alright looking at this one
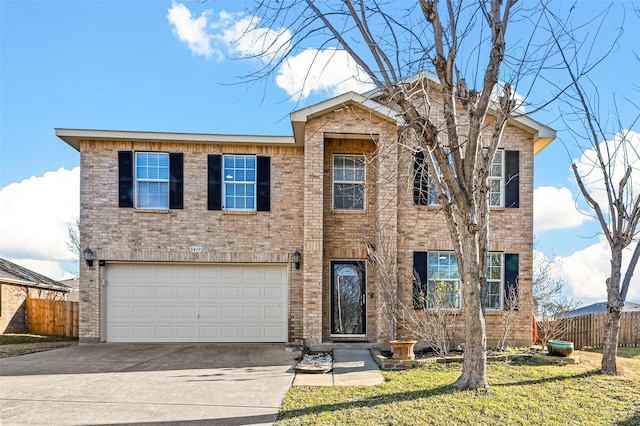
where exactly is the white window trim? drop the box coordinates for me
[222,154,257,212]
[332,154,366,211]
[488,149,505,208]
[425,149,505,207]
[134,152,170,210]
[422,251,505,312]
[485,253,504,311]
[426,251,462,311]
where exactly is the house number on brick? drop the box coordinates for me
[190,246,203,253]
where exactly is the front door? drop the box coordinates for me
[330,261,366,336]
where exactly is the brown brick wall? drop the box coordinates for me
[78,94,538,348]
[79,140,305,342]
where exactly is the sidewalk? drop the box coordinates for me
[292,349,385,386]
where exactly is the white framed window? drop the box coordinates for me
[135,152,169,209]
[485,253,503,310]
[414,251,506,311]
[488,150,504,207]
[223,155,256,211]
[425,251,461,310]
[417,149,505,207]
[333,154,365,211]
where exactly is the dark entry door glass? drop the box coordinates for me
[331,261,366,335]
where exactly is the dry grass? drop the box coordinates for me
[0,333,78,358]
[278,350,640,425]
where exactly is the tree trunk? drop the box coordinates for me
[601,308,621,375]
[453,235,489,391]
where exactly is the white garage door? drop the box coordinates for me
[105,263,288,343]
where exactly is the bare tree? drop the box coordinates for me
[532,251,578,347]
[546,7,640,373]
[497,281,519,351]
[366,233,459,358]
[66,218,80,276]
[233,0,619,389]
[245,0,550,391]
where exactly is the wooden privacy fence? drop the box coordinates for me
[26,298,79,338]
[560,311,640,349]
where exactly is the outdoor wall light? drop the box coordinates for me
[83,247,94,267]
[293,250,301,270]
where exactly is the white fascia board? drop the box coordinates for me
[55,128,296,152]
[509,114,556,140]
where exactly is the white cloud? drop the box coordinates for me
[167,1,216,58]
[276,48,375,100]
[7,258,76,282]
[545,235,640,305]
[534,186,591,233]
[167,3,372,100]
[217,15,291,62]
[0,167,80,264]
[573,129,640,208]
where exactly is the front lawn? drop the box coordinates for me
[277,351,640,425]
[585,346,640,361]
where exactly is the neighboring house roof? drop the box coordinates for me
[57,89,555,154]
[61,277,79,302]
[563,301,640,318]
[0,258,70,292]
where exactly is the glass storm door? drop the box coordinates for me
[331,261,366,336]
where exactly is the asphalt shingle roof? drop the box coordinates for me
[0,258,70,292]
[563,301,640,318]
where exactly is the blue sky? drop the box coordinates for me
[1,0,639,307]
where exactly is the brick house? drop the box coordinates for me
[0,258,70,333]
[57,89,554,347]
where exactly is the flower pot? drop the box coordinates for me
[547,340,574,357]
[389,340,417,360]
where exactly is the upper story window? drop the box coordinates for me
[118,151,183,210]
[223,155,256,211]
[488,150,504,207]
[414,149,519,208]
[136,152,170,209]
[333,154,365,211]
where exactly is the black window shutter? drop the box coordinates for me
[504,253,519,310]
[207,154,222,211]
[118,151,134,208]
[505,150,519,208]
[256,156,271,212]
[169,153,183,209]
[414,151,429,205]
[413,251,428,309]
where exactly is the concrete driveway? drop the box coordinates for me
[0,343,298,425]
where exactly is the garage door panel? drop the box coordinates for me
[132,286,153,298]
[264,287,283,299]
[243,287,261,299]
[132,266,155,279]
[198,287,218,299]
[199,306,218,318]
[155,287,174,298]
[106,264,287,342]
[133,306,153,319]
[178,286,197,299]
[264,306,285,319]
[177,306,196,319]
[243,306,261,319]
[220,287,239,299]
